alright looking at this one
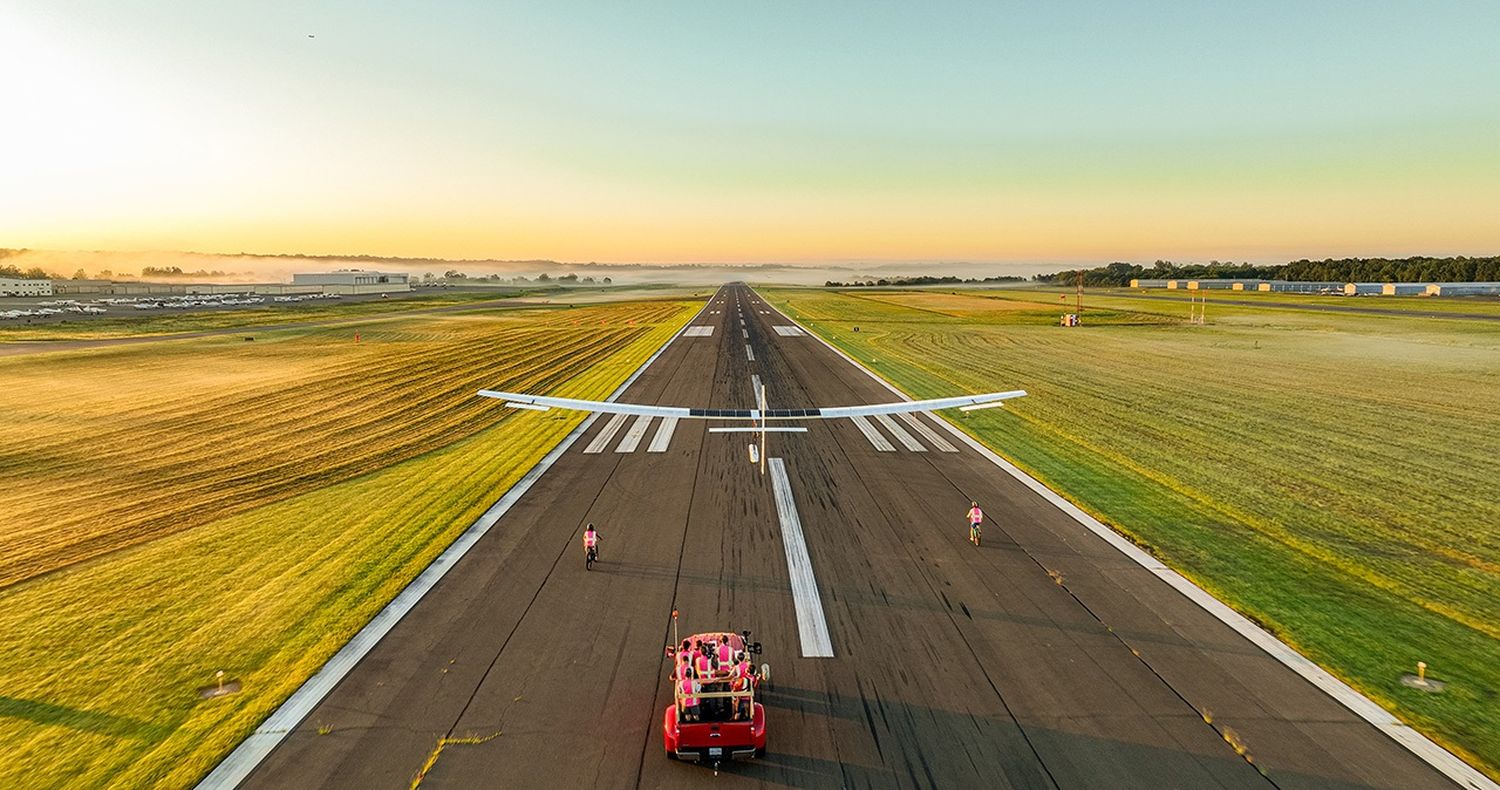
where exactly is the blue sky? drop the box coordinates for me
[3,1,1498,263]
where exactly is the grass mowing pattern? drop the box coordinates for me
[0,298,698,788]
[762,286,1500,778]
[0,290,527,342]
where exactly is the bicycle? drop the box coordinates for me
[586,544,599,571]
[969,521,982,547]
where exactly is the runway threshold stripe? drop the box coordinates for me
[615,414,653,453]
[584,413,629,454]
[873,413,925,451]
[746,345,755,362]
[768,458,834,658]
[898,412,959,452]
[849,415,895,451]
[647,416,678,453]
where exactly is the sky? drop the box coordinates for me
[2,1,1498,266]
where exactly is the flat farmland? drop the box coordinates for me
[761,286,1500,778]
[0,297,698,788]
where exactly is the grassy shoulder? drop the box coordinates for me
[760,286,1500,779]
[0,298,699,788]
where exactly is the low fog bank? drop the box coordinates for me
[0,249,1058,285]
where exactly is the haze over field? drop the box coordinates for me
[4,2,1499,265]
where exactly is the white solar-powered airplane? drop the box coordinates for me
[479,384,1026,467]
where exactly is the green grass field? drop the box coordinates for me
[0,290,530,342]
[0,297,698,788]
[762,286,1500,778]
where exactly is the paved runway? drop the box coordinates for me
[239,285,1456,789]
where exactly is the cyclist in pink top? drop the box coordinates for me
[966,501,983,546]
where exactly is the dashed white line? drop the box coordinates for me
[769,458,834,658]
[584,413,629,454]
[647,416,679,453]
[874,413,924,451]
[848,415,895,452]
[750,374,762,401]
[745,345,755,362]
[615,414,653,453]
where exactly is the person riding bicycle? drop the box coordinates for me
[966,501,983,544]
[583,523,601,561]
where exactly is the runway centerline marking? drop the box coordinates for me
[751,374,762,401]
[745,344,755,362]
[874,413,925,451]
[647,416,678,453]
[769,458,834,658]
[615,414,653,453]
[584,413,629,454]
[849,415,895,452]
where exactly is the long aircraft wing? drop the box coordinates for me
[478,389,1026,420]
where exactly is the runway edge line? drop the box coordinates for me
[195,292,715,790]
[753,286,1496,790]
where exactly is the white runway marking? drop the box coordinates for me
[754,287,1500,790]
[849,415,895,451]
[898,412,959,452]
[192,293,714,790]
[647,416,678,453]
[769,458,834,658]
[773,325,807,336]
[750,374,762,401]
[615,414,653,453]
[746,345,755,362]
[684,326,714,336]
[584,413,629,454]
[742,329,748,339]
[874,413,924,451]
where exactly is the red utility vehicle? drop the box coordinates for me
[662,625,770,768]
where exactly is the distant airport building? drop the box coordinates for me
[1129,279,1171,288]
[52,280,187,296]
[186,283,322,296]
[1256,281,1344,293]
[1425,282,1500,297]
[0,277,53,297]
[1343,282,1385,295]
[1382,283,1430,296]
[292,270,411,294]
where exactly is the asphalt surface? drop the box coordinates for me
[239,285,1457,789]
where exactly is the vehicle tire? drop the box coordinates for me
[665,749,678,761]
[755,747,767,759]
[759,663,771,689]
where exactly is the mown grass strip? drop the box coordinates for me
[761,286,1500,779]
[0,298,699,789]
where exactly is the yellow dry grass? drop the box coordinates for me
[0,298,698,788]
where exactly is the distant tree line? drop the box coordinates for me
[1033,256,1500,287]
[825,274,1026,287]
[140,266,229,278]
[0,263,52,280]
[426,271,611,285]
